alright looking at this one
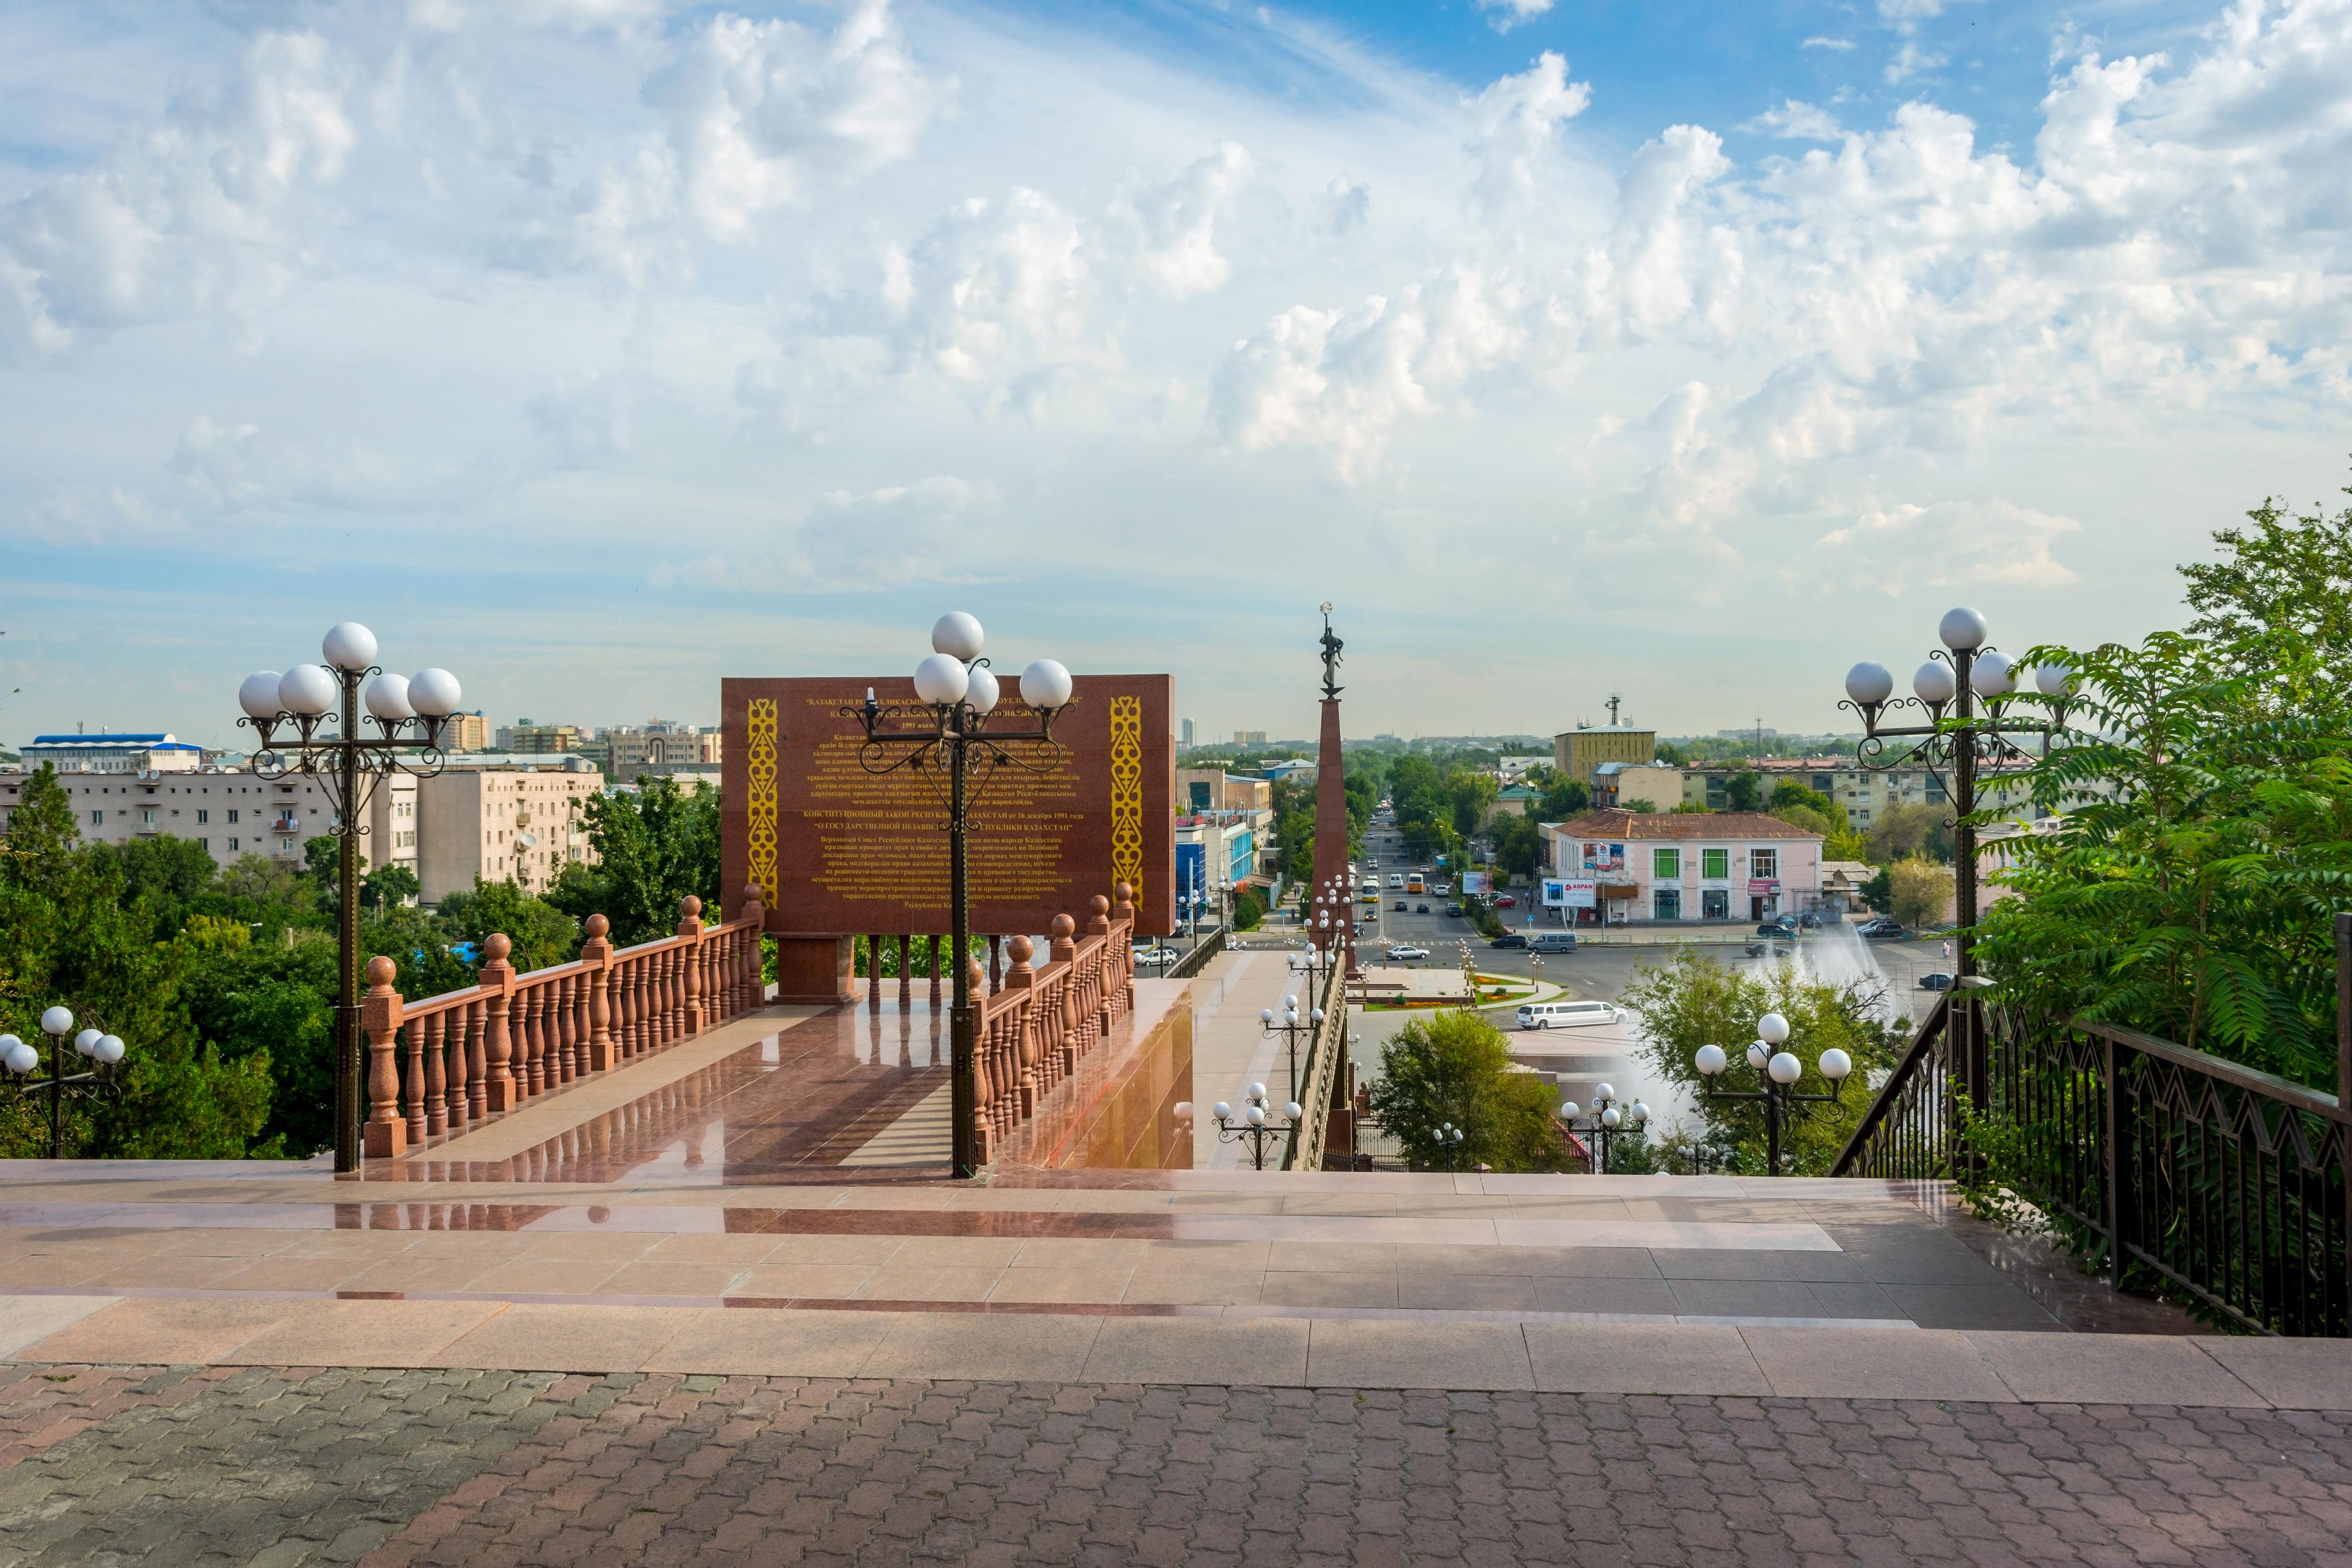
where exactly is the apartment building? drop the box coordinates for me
[0,765,417,881]
[1552,725,1655,787]
[1541,810,1824,924]
[415,765,603,903]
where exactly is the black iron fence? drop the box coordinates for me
[1834,994,2350,1337]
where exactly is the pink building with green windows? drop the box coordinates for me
[1539,810,1825,924]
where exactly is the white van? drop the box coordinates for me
[1388,873,1404,889]
[1516,999,1623,1031]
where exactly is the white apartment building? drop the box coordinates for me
[0,765,417,882]
[416,764,603,903]
[21,732,206,775]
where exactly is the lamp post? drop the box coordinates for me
[1838,607,2070,982]
[1691,1011,1854,1175]
[237,624,462,1174]
[1260,994,1322,1107]
[841,613,1073,1180]
[1432,1119,1468,1172]
[1203,1082,1304,1170]
[1,1008,128,1159]
[1557,1082,1646,1174]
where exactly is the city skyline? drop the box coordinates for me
[4,0,2348,744]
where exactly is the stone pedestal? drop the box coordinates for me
[772,935,857,1006]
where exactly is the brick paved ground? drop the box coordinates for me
[4,1364,2351,1567]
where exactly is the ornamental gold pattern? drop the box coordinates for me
[1109,695,1143,905]
[745,697,778,909]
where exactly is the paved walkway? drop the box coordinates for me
[5,1366,2351,1566]
[6,987,2352,1564]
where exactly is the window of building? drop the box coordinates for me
[197,810,209,824]
[1652,847,1679,879]
[1702,888,1729,919]
[228,837,239,851]
[1701,848,1728,880]
[90,810,103,825]
[197,838,209,851]
[228,809,239,823]
[1751,848,1778,881]
[1653,886,1681,920]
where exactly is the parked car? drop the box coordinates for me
[1133,945,1182,965]
[1528,931,1578,952]
[1516,1000,1624,1030]
[1415,902,1431,914]
[1756,918,1800,937]
[1386,944,1430,961]
[1744,940,1786,958]
[1489,933,1528,949]
[1435,882,1453,896]
[1495,895,1517,908]
[1859,920,1910,940]
[1797,910,1830,928]
[1918,972,1956,991]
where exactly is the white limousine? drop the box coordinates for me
[1515,999,1625,1031]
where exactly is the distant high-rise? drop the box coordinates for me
[1234,729,1267,745]
[1182,718,1195,746]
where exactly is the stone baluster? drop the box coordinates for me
[867,933,884,1011]
[556,973,577,1083]
[363,956,407,1158]
[898,934,913,1012]
[989,936,1002,996]
[402,1011,429,1149]
[481,933,518,1111]
[522,982,544,1097]
[739,883,768,1010]
[1049,914,1079,1079]
[582,915,615,1072]
[929,937,943,1010]
[464,998,487,1123]
[1004,937,1038,1113]
[424,1010,447,1138]
[675,895,704,1035]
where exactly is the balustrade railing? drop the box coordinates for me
[360,891,770,1159]
[1833,995,2350,1337]
[967,885,1139,1163]
[1286,958,1347,1171]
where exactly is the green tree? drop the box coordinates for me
[1620,948,1897,1175]
[0,766,273,1160]
[1232,886,1266,931]
[2180,469,2352,698]
[1885,856,1953,929]
[1365,1010,1569,1172]
[1866,802,1953,864]
[1445,770,1498,837]
[437,879,581,973]
[1770,780,1836,817]
[362,863,420,910]
[1724,771,1762,812]
[544,776,721,943]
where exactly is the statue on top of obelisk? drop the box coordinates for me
[1318,601,1343,700]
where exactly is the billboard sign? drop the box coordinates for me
[1581,841,1625,874]
[1565,879,1597,909]
[1541,878,1570,907]
[1462,871,1492,896]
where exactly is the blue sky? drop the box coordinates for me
[3,0,2349,747]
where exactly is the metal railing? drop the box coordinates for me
[1286,959,1348,1171]
[1833,996,2350,1337]
[1164,927,1226,981]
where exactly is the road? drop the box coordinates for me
[1329,819,1963,1124]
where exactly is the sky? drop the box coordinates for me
[2,0,2348,748]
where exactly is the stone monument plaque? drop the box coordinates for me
[722,674,1175,940]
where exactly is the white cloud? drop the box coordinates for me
[0,29,355,352]
[1803,37,1858,51]
[644,0,949,240]
[1885,40,1946,84]
[1807,499,2082,592]
[1467,51,1593,216]
[1742,99,1845,141]
[1475,0,1556,33]
[655,476,1000,593]
[1113,141,1254,301]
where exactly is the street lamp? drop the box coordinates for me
[1260,994,1323,1107]
[1432,1119,1468,1172]
[238,622,462,1173]
[843,612,1074,1180]
[1557,1082,1646,1174]
[1204,1082,1304,1169]
[1692,1011,1854,1175]
[1839,607,2069,979]
[1,1007,128,1159]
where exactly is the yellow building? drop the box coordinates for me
[1553,725,1656,787]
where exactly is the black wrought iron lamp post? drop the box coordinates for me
[1692,1012,1854,1175]
[236,625,463,1174]
[1200,1083,1303,1170]
[1557,1082,1648,1174]
[1259,994,1322,1107]
[0,1008,128,1159]
[841,614,1073,1181]
[1837,607,2072,982]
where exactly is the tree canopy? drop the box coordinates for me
[1365,1010,1568,1172]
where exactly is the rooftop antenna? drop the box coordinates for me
[1606,694,1622,727]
